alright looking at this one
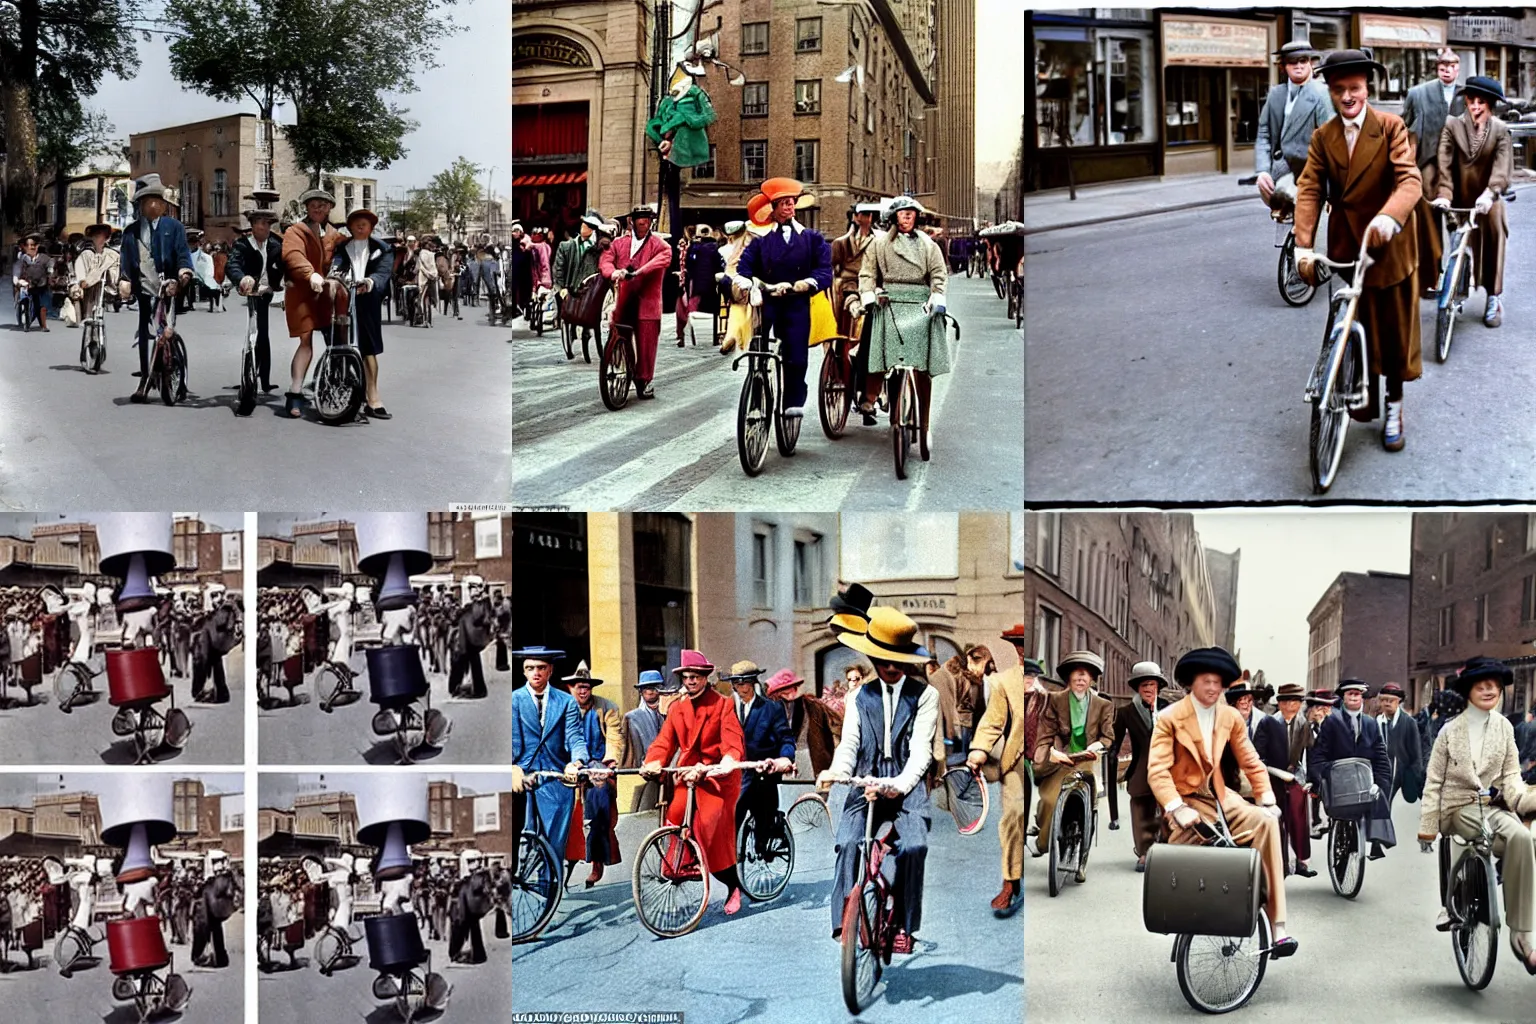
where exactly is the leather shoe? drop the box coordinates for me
[1485,294,1503,328]
[1269,936,1299,959]
[1135,857,1146,873]
[1108,820,1120,830]
[1368,844,1387,861]
[585,864,604,889]
[1383,401,1404,452]
[989,881,1022,917]
[1294,863,1317,878]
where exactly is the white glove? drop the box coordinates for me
[1430,197,1452,211]
[1262,802,1283,821]
[1365,214,1400,246]
[1370,784,1381,800]
[1475,191,1495,215]
[1171,805,1202,829]
[792,278,812,293]
[309,272,325,293]
[732,275,752,293]
[358,279,372,294]
[860,290,878,308]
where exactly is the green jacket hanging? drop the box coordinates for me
[646,84,718,169]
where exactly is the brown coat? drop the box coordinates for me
[969,665,1030,774]
[281,220,343,336]
[1147,696,1272,813]
[1436,114,1512,295]
[1032,688,1114,773]
[932,655,987,747]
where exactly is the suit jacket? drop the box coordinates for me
[119,216,194,291]
[1111,697,1166,798]
[1419,709,1536,839]
[552,236,601,291]
[599,232,671,321]
[575,695,624,765]
[621,704,666,769]
[644,686,746,768]
[1147,695,1273,814]
[1436,114,1514,205]
[736,223,834,301]
[1033,688,1114,772]
[1378,708,1425,801]
[1220,710,1290,793]
[970,665,1030,774]
[736,696,796,761]
[1280,711,1312,772]
[1254,78,1333,179]
[226,234,284,293]
[1402,78,1465,171]
[932,656,987,748]
[329,237,396,298]
[1294,105,1423,288]
[511,685,589,771]
[1309,709,1392,818]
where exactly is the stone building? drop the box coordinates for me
[1305,571,1411,698]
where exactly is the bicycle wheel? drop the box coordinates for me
[1047,787,1078,897]
[531,300,544,336]
[1074,787,1095,881]
[1435,254,1465,363]
[1174,908,1272,1014]
[786,792,832,836]
[1278,233,1317,307]
[598,330,632,411]
[237,348,257,416]
[818,345,851,439]
[314,663,355,711]
[562,319,576,361]
[1327,818,1364,899]
[632,826,710,937]
[1449,852,1498,991]
[510,832,562,943]
[312,926,350,975]
[1307,318,1358,495]
[53,663,91,713]
[736,365,772,477]
[737,812,794,902]
[840,878,882,1014]
[991,273,1005,300]
[158,337,183,407]
[773,361,799,457]
[313,348,365,425]
[891,371,917,480]
[90,322,107,373]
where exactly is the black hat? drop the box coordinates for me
[1022,657,1044,677]
[1306,689,1337,708]
[1274,40,1318,63]
[1224,679,1255,703]
[829,583,875,619]
[1337,678,1370,694]
[1318,49,1387,82]
[1378,682,1407,699]
[1173,647,1241,687]
[1459,75,1506,104]
[1454,657,1512,696]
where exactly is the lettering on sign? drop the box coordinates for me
[1162,18,1270,68]
[896,595,953,616]
[1358,15,1448,48]
[1449,16,1521,45]
[513,33,593,69]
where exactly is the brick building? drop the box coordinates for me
[258,514,510,594]
[257,779,509,861]
[1410,511,1536,714]
[1024,512,1230,700]
[0,517,237,594]
[1305,571,1411,698]
[1206,546,1241,653]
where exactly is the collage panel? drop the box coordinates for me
[255,512,512,766]
[0,512,244,766]
[1,0,511,508]
[511,0,1023,509]
[1024,6,1536,503]
[510,511,1025,1021]
[1022,508,1536,1021]
[255,771,514,1023]
[0,770,245,1024]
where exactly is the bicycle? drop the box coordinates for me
[314,658,361,714]
[1047,765,1097,897]
[1433,207,1479,363]
[54,657,100,713]
[735,762,798,903]
[837,774,903,1015]
[817,321,859,441]
[142,280,188,407]
[1303,243,1375,494]
[631,766,723,938]
[78,295,108,374]
[236,282,271,416]
[599,321,639,411]
[1237,175,1327,307]
[510,770,567,943]
[314,272,366,426]
[787,789,834,836]
[1438,788,1502,990]
[867,290,960,480]
[1325,812,1365,899]
[732,283,801,476]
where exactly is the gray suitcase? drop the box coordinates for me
[1324,757,1375,818]
[1142,842,1262,938]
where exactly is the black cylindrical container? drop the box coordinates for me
[365,913,427,972]
[367,645,429,708]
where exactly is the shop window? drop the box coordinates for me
[1376,47,1438,103]
[1036,37,1095,146]
[1164,67,1215,145]
[1036,31,1155,148]
[1295,16,1346,54]
[1230,69,1267,146]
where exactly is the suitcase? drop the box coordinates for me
[1324,757,1375,818]
[1142,842,1262,938]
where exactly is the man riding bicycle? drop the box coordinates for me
[601,203,672,400]
[1149,647,1298,957]
[228,207,284,395]
[118,174,194,403]
[1254,41,1332,212]
[1031,650,1113,865]
[1310,678,1396,860]
[723,660,796,858]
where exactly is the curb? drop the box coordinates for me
[1023,192,1254,236]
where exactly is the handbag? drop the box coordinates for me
[1323,757,1376,818]
[561,272,609,329]
[808,288,838,345]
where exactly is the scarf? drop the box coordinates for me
[1069,691,1088,753]
[1468,113,1491,161]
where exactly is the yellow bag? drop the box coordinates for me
[808,289,837,345]
[723,301,754,352]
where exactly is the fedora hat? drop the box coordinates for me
[512,645,565,666]
[837,606,930,666]
[1057,649,1105,681]
[346,208,379,228]
[132,174,168,202]
[1276,682,1306,701]
[1306,688,1337,707]
[1454,656,1513,695]
[1128,661,1166,687]
[1460,75,1506,103]
[672,649,716,676]
[764,669,803,697]
[635,669,665,689]
[1273,40,1318,63]
[1318,49,1386,82]
[561,660,602,686]
[721,659,763,682]
[830,583,875,619]
[1174,647,1241,687]
[1337,678,1370,694]
[627,203,658,221]
[828,611,867,638]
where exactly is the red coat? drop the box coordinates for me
[599,231,671,322]
[645,686,745,872]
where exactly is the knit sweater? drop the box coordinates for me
[1419,705,1536,838]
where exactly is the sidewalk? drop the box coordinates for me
[1023,170,1255,234]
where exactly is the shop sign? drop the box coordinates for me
[1449,15,1522,46]
[513,33,593,69]
[1162,17,1270,68]
[895,595,954,618]
[1357,14,1448,49]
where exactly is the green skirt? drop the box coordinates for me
[866,283,952,377]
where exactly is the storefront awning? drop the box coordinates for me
[512,172,588,187]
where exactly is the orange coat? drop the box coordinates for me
[1146,695,1272,814]
[280,221,342,336]
[644,686,746,872]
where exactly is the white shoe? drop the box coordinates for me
[783,406,805,418]
[1435,907,1452,932]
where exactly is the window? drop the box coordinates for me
[473,513,502,559]
[794,139,819,182]
[1523,575,1535,623]
[1476,594,1490,641]
[1374,46,1438,103]
[1527,513,1536,552]
[362,184,373,208]
[1034,512,1061,575]
[692,145,717,179]
[1036,31,1156,148]
[211,169,229,216]
[1034,605,1061,670]
[752,526,773,608]
[1076,626,1089,651]
[473,794,500,833]
[742,140,767,182]
[256,159,274,190]
[1164,66,1215,145]
[865,96,874,134]
[428,512,454,558]
[794,79,821,114]
[795,17,822,52]
[1230,68,1268,146]
[1439,604,1455,647]
[69,187,95,209]
[742,21,768,55]
[147,137,156,166]
[180,175,198,222]
[256,120,271,149]
[173,781,199,834]
[343,182,355,211]
[429,784,453,833]
[743,82,769,117]
[1441,550,1454,588]
[174,524,200,569]
[793,533,822,608]
[1486,526,1497,571]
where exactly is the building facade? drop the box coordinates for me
[1305,571,1411,698]
[1410,511,1536,714]
[257,514,510,594]
[37,170,135,238]
[0,517,237,593]
[1206,546,1241,653]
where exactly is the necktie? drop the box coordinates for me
[782,225,792,243]
[535,692,545,729]
[739,700,748,726]
[1353,713,1360,741]
[1345,123,1358,158]
[884,684,897,753]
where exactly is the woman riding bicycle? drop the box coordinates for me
[68,223,119,354]
[1418,657,1536,971]
[855,196,950,443]
[1030,650,1113,862]
[1431,74,1512,329]
[330,208,396,421]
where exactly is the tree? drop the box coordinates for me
[36,99,113,234]
[165,0,461,188]
[427,157,481,242]
[0,0,141,241]
[390,192,439,236]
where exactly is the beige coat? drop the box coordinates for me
[580,695,625,765]
[66,247,119,323]
[857,228,948,299]
[281,220,342,336]
[1436,114,1512,295]
[1419,708,1536,838]
[970,665,1029,774]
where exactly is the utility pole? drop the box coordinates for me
[484,166,495,243]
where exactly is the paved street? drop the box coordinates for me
[511,276,1022,510]
[513,782,1023,1023]
[259,927,510,1023]
[1025,196,1536,502]
[1025,786,1533,1023]
[0,283,510,507]
[258,648,511,765]
[7,911,243,1024]
[0,646,242,764]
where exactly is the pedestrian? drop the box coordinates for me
[10,233,52,330]
[552,210,604,354]
[1375,681,1425,808]
[435,241,461,320]
[1431,74,1512,327]
[563,662,622,888]
[600,203,671,399]
[508,222,533,315]
[1518,709,1536,783]
[621,669,669,813]
[1274,682,1318,877]
[724,661,796,861]
[415,236,441,324]
[1254,41,1332,210]
[1030,650,1114,863]
[211,242,228,310]
[1294,49,1424,452]
[229,207,285,394]
[1310,678,1396,861]
[1402,48,1463,294]
[1221,677,1290,800]
[66,223,120,346]
[279,187,343,419]
[1106,661,1170,873]
[193,240,220,312]
[191,850,235,968]
[331,208,396,420]
[118,175,195,401]
[46,243,71,323]
[714,220,754,354]
[675,223,722,347]
[932,643,992,769]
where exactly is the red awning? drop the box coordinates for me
[511,171,588,187]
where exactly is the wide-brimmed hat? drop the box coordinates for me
[1224,679,1256,703]
[627,203,658,221]
[298,188,336,206]
[1454,656,1513,695]
[672,649,716,676]
[837,607,930,666]
[747,177,815,226]
[1337,678,1370,694]
[1276,682,1306,701]
[887,195,926,216]
[721,659,763,683]
[243,207,279,225]
[1377,682,1407,700]
[580,209,605,230]
[830,583,875,619]
[1273,40,1317,63]
[635,669,665,689]
[828,612,866,638]
[1057,650,1105,681]
[346,208,379,228]
[1128,661,1166,687]
[1459,75,1506,104]
[512,645,565,666]
[1174,647,1241,687]
[561,660,602,686]
[85,222,113,238]
[132,174,168,202]
[1318,49,1386,82]
[764,669,803,697]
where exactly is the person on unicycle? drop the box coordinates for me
[1148,647,1298,957]
[117,174,194,402]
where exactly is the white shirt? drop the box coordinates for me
[1465,704,1491,769]
[1443,82,1456,109]
[1341,110,1366,135]
[530,685,547,729]
[249,236,267,284]
[828,678,939,796]
[1194,696,1217,757]
[777,219,803,243]
[735,695,756,724]
[1346,708,1362,740]
[630,231,651,250]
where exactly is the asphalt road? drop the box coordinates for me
[1024,197,1536,502]
[0,282,510,507]
[511,276,1022,510]
[0,645,242,765]
[1024,784,1534,1023]
[258,647,511,765]
[513,782,1023,1024]
[5,911,244,1024]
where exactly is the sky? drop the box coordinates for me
[88,0,510,199]
[0,512,238,538]
[1191,510,1413,687]
[258,773,508,808]
[976,0,1025,168]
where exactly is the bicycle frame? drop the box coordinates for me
[1438,208,1480,309]
[1306,243,1375,410]
[1442,790,1502,931]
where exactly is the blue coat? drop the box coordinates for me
[119,216,193,291]
[736,224,833,353]
[512,685,590,848]
[1310,708,1395,845]
[740,698,796,761]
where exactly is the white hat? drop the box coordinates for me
[464,575,485,589]
[354,513,433,577]
[95,513,175,577]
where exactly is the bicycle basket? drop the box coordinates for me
[1323,757,1375,818]
[1142,843,1261,937]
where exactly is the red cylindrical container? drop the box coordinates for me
[107,648,170,707]
[107,916,170,975]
